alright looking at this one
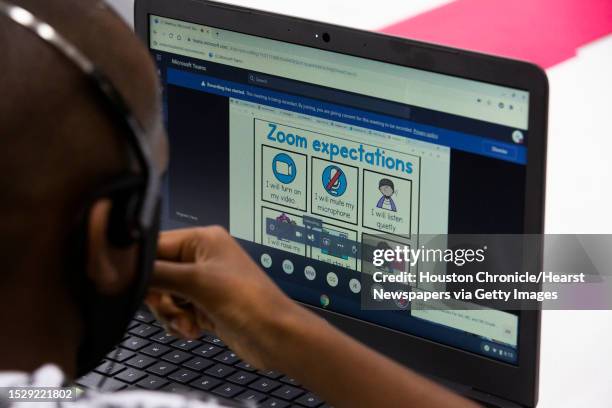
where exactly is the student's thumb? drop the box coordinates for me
[151,260,204,299]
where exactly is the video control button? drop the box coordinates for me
[260,253,273,269]
[304,266,316,281]
[326,272,339,287]
[282,259,294,274]
[349,278,361,294]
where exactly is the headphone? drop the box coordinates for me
[0,0,165,377]
[0,0,161,247]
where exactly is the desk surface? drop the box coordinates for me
[109,0,612,406]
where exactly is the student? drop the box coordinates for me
[376,178,397,212]
[0,1,477,407]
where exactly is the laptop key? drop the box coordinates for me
[183,357,215,372]
[136,375,168,390]
[202,335,226,348]
[235,361,256,372]
[214,350,240,365]
[280,376,301,387]
[150,332,178,344]
[115,368,147,384]
[140,343,170,357]
[94,361,126,376]
[99,380,127,392]
[189,375,222,391]
[249,378,281,393]
[77,372,127,392]
[259,398,291,408]
[107,348,136,362]
[161,383,190,393]
[76,372,103,389]
[146,362,178,377]
[134,310,155,323]
[129,324,160,338]
[161,350,191,364]
[295,393,324,407]
[211,383,244,398]
[258,369,283,379]
[121,336,150,351]
[272,385,304,401]
[171,339,202,351]
[192,344,223,358]
[168,369,199,384]
[236,390,267,403]
[226,370,258,385]
[204,363,235,378]
[125,355,156,369]
[128,321,139,330]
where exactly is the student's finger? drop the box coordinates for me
[156,227,217,261]
[146,291,200,338]
[151,260,210,299]
[156,229,201,262]
[146,291,190,324]
[145,290,164,308]
[145,293,186,322]
[150,290,215,333]
[157,226,230,262]
[195,308,215,333]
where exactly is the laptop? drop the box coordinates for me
[78,1,548,406]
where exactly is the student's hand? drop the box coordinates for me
[147,227,479,408]
[146,227,318,369]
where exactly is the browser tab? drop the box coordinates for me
[150,15,529,129]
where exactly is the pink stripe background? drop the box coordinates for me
[381,0,612,69]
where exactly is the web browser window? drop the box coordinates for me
[150,15,527,363]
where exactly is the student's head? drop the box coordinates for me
[0,0,167,376]
[379,178,395,197]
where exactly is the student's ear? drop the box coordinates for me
[86,198,137,295]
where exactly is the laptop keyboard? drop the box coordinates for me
[77,309,328,408]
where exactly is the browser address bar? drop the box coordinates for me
[153,35,408,101]
[150,15,529,129]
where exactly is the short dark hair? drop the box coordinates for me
[379,178,395,190]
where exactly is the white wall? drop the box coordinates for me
[107,0,134,26]
[105,0,450,30]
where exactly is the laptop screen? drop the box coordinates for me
[149,15,528,364]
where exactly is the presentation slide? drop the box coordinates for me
[229,98,451,274]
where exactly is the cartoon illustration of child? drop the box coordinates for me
[376,178,397,212]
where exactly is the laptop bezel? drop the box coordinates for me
[134,1,547,406]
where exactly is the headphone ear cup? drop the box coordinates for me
[107,188,142,248]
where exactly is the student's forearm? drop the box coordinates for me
[150,228,478,407]
[266,305,479,408]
